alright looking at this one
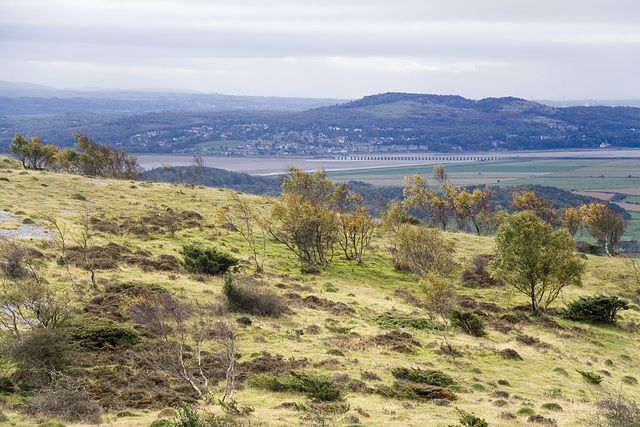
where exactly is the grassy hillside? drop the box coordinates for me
[1,164,639,426]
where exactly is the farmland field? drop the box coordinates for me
[326,158,640,190]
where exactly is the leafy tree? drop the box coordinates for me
[402,171,453,230]
[490,211,585,316]
[391,224,457,278]
[334,182,377,263]
[420,271,455,350]
[267,167,339,272]
[582,202,626,256]
[445,184,503,235]
[9,133,58,170]
[561,206,583,237]
[72,133,141,179]
[511,190,558,225]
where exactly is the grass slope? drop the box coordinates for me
[0,165,639,426]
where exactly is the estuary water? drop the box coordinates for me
[135,149,640,176]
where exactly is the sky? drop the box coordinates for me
[1,0,639,101]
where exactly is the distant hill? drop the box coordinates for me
[1,91,639,153]
[0,80,345,114]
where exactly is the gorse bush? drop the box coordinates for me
[223,275,286,317]
[248,371,343,402]
[577,370,603,384]
[376,382,456,401]
[450,309,486,337]
[562,295,629,324]
[179,244,239,275]
[391,367,456,387]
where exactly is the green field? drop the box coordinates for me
[326,158,640,191]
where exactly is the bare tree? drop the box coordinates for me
[216,190,267,272]
[129,294,238,404]
[73,208,97,290]
[43,216,75,289]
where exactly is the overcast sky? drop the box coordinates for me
[1,0,639,101]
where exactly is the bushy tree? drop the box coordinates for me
[490,211,585,316]
[391,224,456,277]
[9,133,58,170]
[511,190,558,225]
[268,167,339,272]
[582,202,626,256]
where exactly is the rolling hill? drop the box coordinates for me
[0,159,639,426]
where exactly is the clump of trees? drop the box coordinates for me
[402,166,504,235]
[9,133,141,179]
[267,167,377,273]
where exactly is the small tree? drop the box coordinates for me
[420,271,455,350]
[9,133,58,170]
[129,294,216,403]
[490,211,585,316]
[582,202,626,256]
[216,190,267,272]
[511,190,558,225]
[391,224,457,278]
[267,167,339,273]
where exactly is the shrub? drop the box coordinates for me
[223,275,286,317]
[528,414,557,425]
[326,349,345,357]
[375,382,456,401]
[553,367,569,376]
[497,379,510,386]
[157,407,179,419]
[562,295,629,324]
[248,371,343,402]
[592,394,640,426]
[450,309,485,337]
[179,244,239,275]
[372,313,431,330]
[622,376,638,385]
[10,329,74,385]
[0,376,14,393]
[70,193,86,201]
[577,369,603,384]
[498,348,522,360]
[23,376,102,424]
[461,254,504,288]
[448,410,489,427]
[541,402,563,411]
[150,420,173,427]
[70,318,139,350]
[517,407,535,416]
[391,367,456,387]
